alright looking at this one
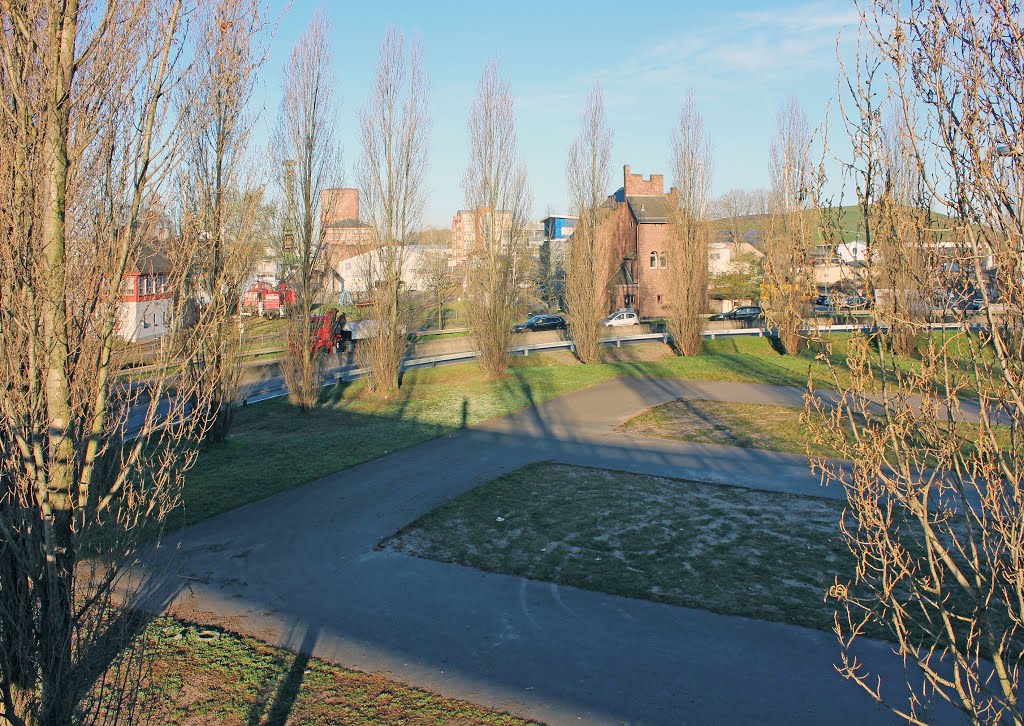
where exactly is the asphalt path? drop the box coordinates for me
[138,377,963,725]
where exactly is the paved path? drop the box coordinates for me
[141,378,958,725]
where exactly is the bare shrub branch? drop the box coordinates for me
[811,3,1024,722]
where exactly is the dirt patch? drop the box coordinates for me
[127,616,540,725]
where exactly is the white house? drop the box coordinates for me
[116,222,175,342]
[836,240,869,264]
[708,240,763,276]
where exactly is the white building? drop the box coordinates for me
[116,225,175,343]
[331,244,449,295]
[708,240,763,276]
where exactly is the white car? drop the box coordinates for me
[602,310,639,327]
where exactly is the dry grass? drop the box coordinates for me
[620,399,824,455]
[382,463,854,633]
[132,618,540,725]
[600,341,676,364]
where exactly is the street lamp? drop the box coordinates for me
[991,141,1023,305]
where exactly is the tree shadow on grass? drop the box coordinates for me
[70,570,190,725]
[246,622,320,726]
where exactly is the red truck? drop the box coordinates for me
[309,309,351,355]
[240,282,297,318]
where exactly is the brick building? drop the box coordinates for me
[605,164,679,317]
[321,188,375,262]
[450,208,513,266]
[321,188,376,297]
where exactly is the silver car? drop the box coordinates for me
[602,309,640,327]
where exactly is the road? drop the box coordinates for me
[135,377,964,725]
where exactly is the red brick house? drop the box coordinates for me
[605,165,679,317]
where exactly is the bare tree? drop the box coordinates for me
[357,27,430,393]
[0,2,240,723]
[713,188,769,250]
[462,60,533,378]
[532,236,564,311]
[762,96,816,354]
[565,85,615,364]
[179,0,267,441]
[665,93,712,356]
[809,2,1024,722]
[409,225,452,247]
[271,9,341,410]
[417,248,459,330]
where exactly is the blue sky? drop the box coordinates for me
[252,0,861,226]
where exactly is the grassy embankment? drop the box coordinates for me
[620,398,1009,462]
[179,332,986,529]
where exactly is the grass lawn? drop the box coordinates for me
[620,399,833,457]
[381,463,854,634]
[128,618,537,725]
[619,398,1009,465]
[179,333,986,530]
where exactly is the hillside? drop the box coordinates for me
[712,204,954,247]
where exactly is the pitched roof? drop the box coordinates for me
[627,195,673,224]
[129,243,172,275]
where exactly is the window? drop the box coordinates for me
[649,252,657,268]
[123,278,135,295]
[659,252,667,269]
[656,294,663,304]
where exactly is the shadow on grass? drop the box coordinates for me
[247,623,320,726]
[71,571,190,723]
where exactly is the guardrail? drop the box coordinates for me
[160,318,992,410]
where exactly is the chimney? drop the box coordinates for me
[320,188,360,226]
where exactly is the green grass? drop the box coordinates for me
[178,355,616,528]
[713,204,953,245]
[381,463,855,634]
[621,399,827,456]
[130,617,537,725]
[179,333,987,529]
[620,397,1011,466]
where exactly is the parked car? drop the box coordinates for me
[710,306,764,322]
[602,309,639,327]
[840,295,870,310]
[948,290,984,312]
[512,314,567,333]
